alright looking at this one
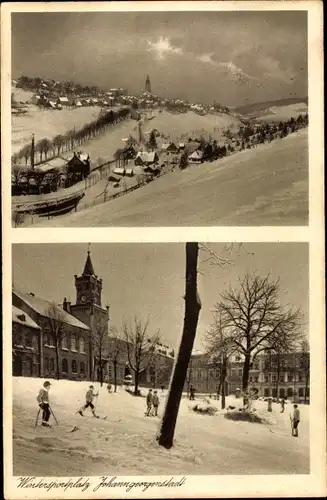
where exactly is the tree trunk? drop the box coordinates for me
[134,369,140,396]
[242,354,251,392]
[221,357,227,410]
[55,345,60,381]
[157,242,201,449]
[114,360,117,392]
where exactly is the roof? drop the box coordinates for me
[58,96,69,103]
[13,289,90,331]
[113,167,125,175]
[188,150,204,160]
[83,251,95,276]
[37,157,67,171]
[12,305,40,330]
[135,152,157,163]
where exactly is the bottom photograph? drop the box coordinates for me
[11,242,309,476]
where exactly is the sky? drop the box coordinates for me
[11,11,308,106]
[12,243,308,351]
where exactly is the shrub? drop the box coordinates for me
[192,403,218,416]
[224,409,266,424]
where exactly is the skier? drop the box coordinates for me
[152,390,160,416]
[280,397,285,413]
[189,385,195,401]
[37,380,52,427]
[145,389,153,416]
[78,385,99,417]
[290,404,300,437]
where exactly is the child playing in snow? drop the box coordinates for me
[78,385,99,417]
[37,381,52,427]
[152,390,160,416]
[145,389,153,416]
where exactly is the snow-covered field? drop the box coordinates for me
[12,377,309,476]
[251,102,308,122]
[33,129,308,227]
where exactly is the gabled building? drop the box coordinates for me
[12,306,41,377]
[188,150,204,163]
[134,151,159,167]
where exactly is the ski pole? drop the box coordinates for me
[35,408,41,427]
[49,405,58,425]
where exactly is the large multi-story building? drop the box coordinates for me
[183,351,310,402]
[12,250,174,387]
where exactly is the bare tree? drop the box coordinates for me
[45,303,67,380]
[109,326,123,392]
[157,242,201,449]
[122,317,160,396]
[91,316,109,387]
[12,210,24,228]
[300,339,310,403]
[213,273,303,393]
[205,312,239,409]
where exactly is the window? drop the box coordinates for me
[299,375,304,382]
[44,357,49,372]
[61,337,68,350]
[49,358,55,372]
[249,376,253,382]
[25,336,32,348]
[272,375,277,382]
[265,376,269,383]
[80,361,85,375]
[254,363,259,370]
[288,374,293,382]
[72,359,77,373]
[238,370,242,377]
[280,375,284,383]
[62,358,68,373]
[71,334,77,351]
[287,387,293,397]
[79,337,85,353]
[264,388,270,397]
[254,376,258,383]
[298,387,304,397]
[108,364,112,378]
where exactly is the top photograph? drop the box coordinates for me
[10,10,309,228]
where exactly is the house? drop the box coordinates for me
[66,152,90,178]
[12,305,41,377]
[161,142,179,154]
[125,168,134,177]
[188,150,204,163]
[57,96,70,107]
[12,288,91,380]
[134,151,159,166]
[113,167,125,176]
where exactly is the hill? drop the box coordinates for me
[235,97,308,116]
[33,129,308,227]
[11,377,309,477]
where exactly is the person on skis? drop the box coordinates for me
[37,380,52,427]
[290,404,301,437]
[78,385,99,417]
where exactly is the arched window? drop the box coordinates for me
[79,337,85,353]
[62,358,68,373]
[71,334,77,351]
[44,357,49,372]
[80,361,85,375]
[287,387,293,397]
[298,387,304,397]
[49,358,55,372]
[72,359,77,373]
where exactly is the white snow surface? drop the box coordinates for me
[12,377,309,476]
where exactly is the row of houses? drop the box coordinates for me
[32,95,117,109]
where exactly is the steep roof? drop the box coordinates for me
[12,305,40,330]
[13,289,90,331]
[83,251,95,276]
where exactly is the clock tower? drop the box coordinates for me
[74,250,103,307]
[69,249,110,380]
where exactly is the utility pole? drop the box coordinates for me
[31,133,35,170]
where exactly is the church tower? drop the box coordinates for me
[74,250,103,307]
[145,74,152,94]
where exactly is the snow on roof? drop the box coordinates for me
[12,305,40,330]
[113,167,125,175]
[188,150,204,160]
[13,289,90,331]
[135,151,157,163]
[58,96,69,103]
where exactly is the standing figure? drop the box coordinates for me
[37,381,52,427]
[291,404,300,437]
[189,385,195,401]
[145,389,153,416]
[152,390,160,416]
[78,385,99,418]
[280,397,285,413]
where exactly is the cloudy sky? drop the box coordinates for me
[12,11,308,106]
[12,243,308,351]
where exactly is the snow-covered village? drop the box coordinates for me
[11,243,310,476]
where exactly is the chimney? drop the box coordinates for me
[63,297,68,312]
[67,301,71,314]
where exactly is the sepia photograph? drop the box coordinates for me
[10,9,309,227]
[11,242,310,476]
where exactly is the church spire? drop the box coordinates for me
[82,246,95,276]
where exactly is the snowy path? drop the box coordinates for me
[12,378,309,476]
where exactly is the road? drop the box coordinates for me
[34,129,308,227]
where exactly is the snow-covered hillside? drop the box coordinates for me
[12,377,309,476]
